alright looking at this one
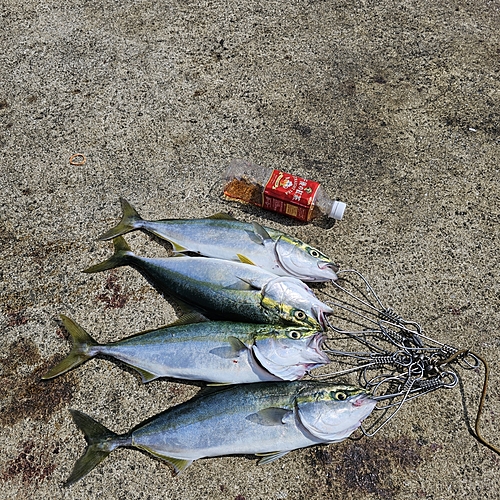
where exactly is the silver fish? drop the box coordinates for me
[84,237,334,330]
[42,315,330,384]
[98,198,339,282]
[65,381,376,484]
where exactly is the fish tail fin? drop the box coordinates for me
[98,198,144,241]
[65,409,126,486]
[42,315,99,380]
[83,236,132,273]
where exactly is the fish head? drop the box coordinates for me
[274,236,339,282]
[252,328,330,380]
[296,383,376,442]
[261,277,334,330]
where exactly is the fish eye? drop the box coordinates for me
[294,310,307,320]
[335,392,347,401]
[309,249,321,258]
[288,330,302,339]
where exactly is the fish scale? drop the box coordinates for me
[42,315,329,384]
[98,198,339,282]
[65,381,376,485]
[84,236,334,330]
[110,254,277,324]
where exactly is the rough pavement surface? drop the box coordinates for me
[1,1,499,499]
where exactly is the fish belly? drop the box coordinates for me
[131,385,322,461]
[130,257,275,323]
[132,409,317,461]
[144,220,281,268]
[100,342,277,384]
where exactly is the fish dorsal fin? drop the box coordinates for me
[205,212,238,220]
[246,407,293,426]
[145,450,193,475]
[252,222,273,244]
[256,450,290,465]
[125,313,206,339]
[236,253,256,266]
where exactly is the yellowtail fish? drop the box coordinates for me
[98,198,339,282]
[84,237,334,330]
[42,315,329,384]
[65,381,376,485]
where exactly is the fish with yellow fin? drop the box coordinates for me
[42,315,329,384]
[84,237,334,330]
[65,381,376,485]
[98,198,339,282]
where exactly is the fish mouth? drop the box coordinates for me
[353,394,370,407]
[307,333,331,364]
[317,262,339,280]
[349,394,377,431]
[312,304,333,330]
[352,393,377,412]
[312,331,327,349]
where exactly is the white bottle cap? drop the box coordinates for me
[329,200,346,220]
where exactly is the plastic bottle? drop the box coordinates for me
[223,159,346,222]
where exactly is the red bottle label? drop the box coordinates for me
[263,170,320,222]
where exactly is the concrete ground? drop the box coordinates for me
[1,0,499,499]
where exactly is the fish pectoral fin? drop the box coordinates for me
[208,338,246,359]
[225,278,256,291]
[228,336,248,353]
[236,253,256,266]
[205,212,238,221]
[146,450,193,475]
[206,382,232,387]
[255,451,290,465]
[232,276,262,290]
[246,407,293,426]
[252,222,273,244]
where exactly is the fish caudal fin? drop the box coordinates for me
[66,409,126,486]
[42,315,99,380]
[83,236,132,273]
[98,198,143,240]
